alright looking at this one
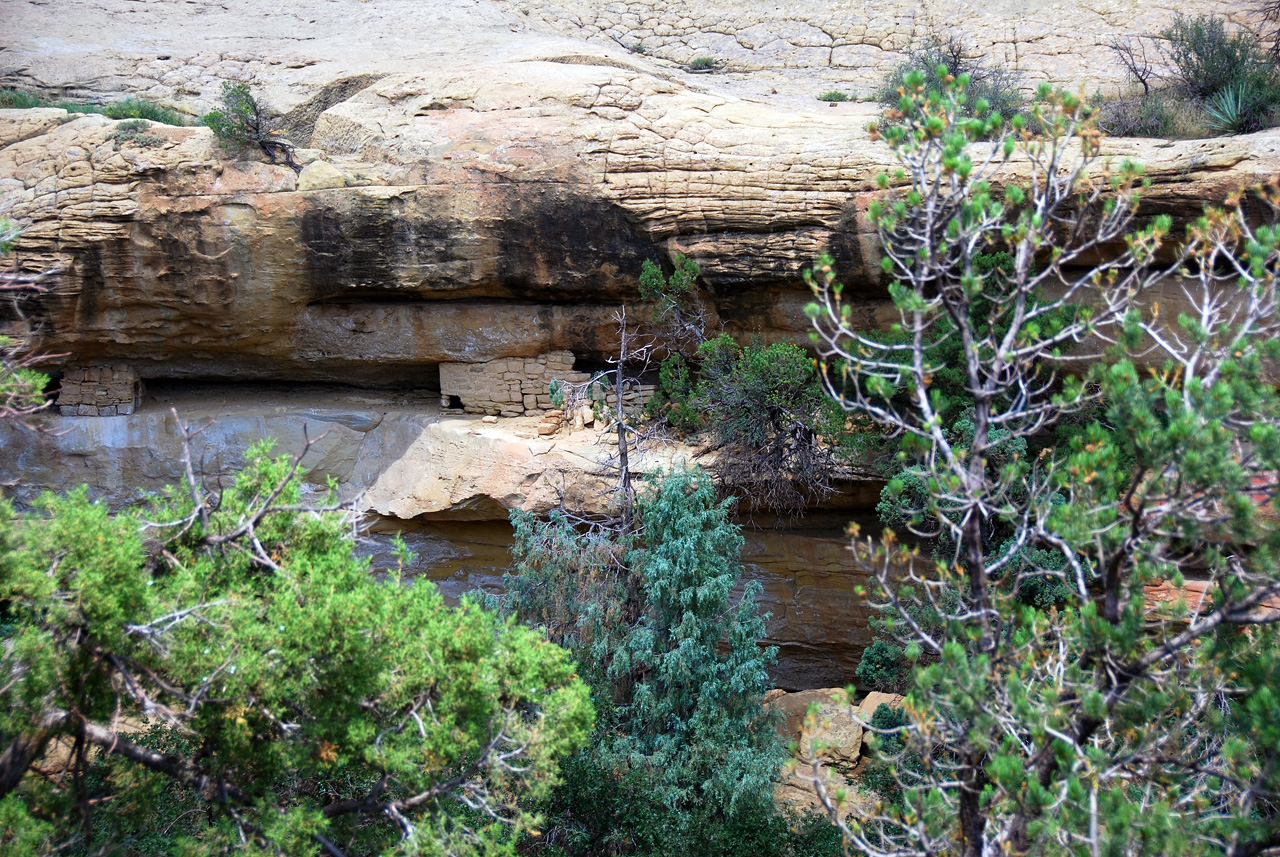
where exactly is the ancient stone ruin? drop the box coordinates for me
[56,364,143,416]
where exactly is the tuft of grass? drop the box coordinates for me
[0,88,185,125]
[0,89,46,110]
[629,42,646,54]
[818,90,850,103]
[107,119,164,150]
[687,56,716,71]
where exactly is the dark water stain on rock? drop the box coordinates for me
[495,184,653,300]
[300,185,655,304]
[301,193,461,301]
[826,202,890,299]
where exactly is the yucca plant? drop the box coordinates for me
[1204,82,1275,133]
[1205,84,1248,133]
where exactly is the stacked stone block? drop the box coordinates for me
[57,364,143,416]
[439,351,591,417]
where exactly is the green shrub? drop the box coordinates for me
[102,97,185,126]
[689,56,717,71]
[694,335,844,519]
[630,42,647,54]
[0,89,184,125]
[639,254,700,326]
[0,89,45,110]
[0,444,593,854]
[855,639,910,692]
[202,80,300,169]
[1162,14,1276,99]
[857,704,918,806]
[877,35,1025,124]
[647,353,702,433]
[818,90,850,102]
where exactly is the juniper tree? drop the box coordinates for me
[500,467,791,856]
[807,69,1280,857]
[202,81,300,171]
[0,425,593,856]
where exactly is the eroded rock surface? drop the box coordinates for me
[3,96,1278,387]
[1,0,1250,112]
[2,0,1274,694]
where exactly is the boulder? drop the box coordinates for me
[771,688,862,764]
[296,160,347,191]
[857,691,905,721]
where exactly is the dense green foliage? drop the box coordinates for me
[637,254,844,518]
[0,445,593,856]
[1162,13,1280,133]
[808,68,1280,856]
[646,336,845,518]
[499,468,831,856]
[692,335,844,518]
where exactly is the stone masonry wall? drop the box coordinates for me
[440,351,591,417]
[57,365,143,416]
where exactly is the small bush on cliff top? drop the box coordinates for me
[877,34,1025,125]
[108,119,164,150]
[1161,14,1280,132]
[102,97,185,126]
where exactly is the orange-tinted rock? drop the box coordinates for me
[770,687,862,764]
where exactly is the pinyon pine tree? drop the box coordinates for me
[806,67,1280,856]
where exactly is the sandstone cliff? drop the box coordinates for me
[1,0,1271,690]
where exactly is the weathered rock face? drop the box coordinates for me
[2,0,1275,693]
[4,98,1278,388]
[2,0,1275,388]
[1,0,1250,115]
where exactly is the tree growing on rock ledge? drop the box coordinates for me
[806,68,1280,856]
[203,81,301,172]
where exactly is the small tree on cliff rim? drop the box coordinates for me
[807,68,1280,856]
[203,81,300,171]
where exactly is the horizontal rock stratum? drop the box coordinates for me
[4,62,1280,383]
